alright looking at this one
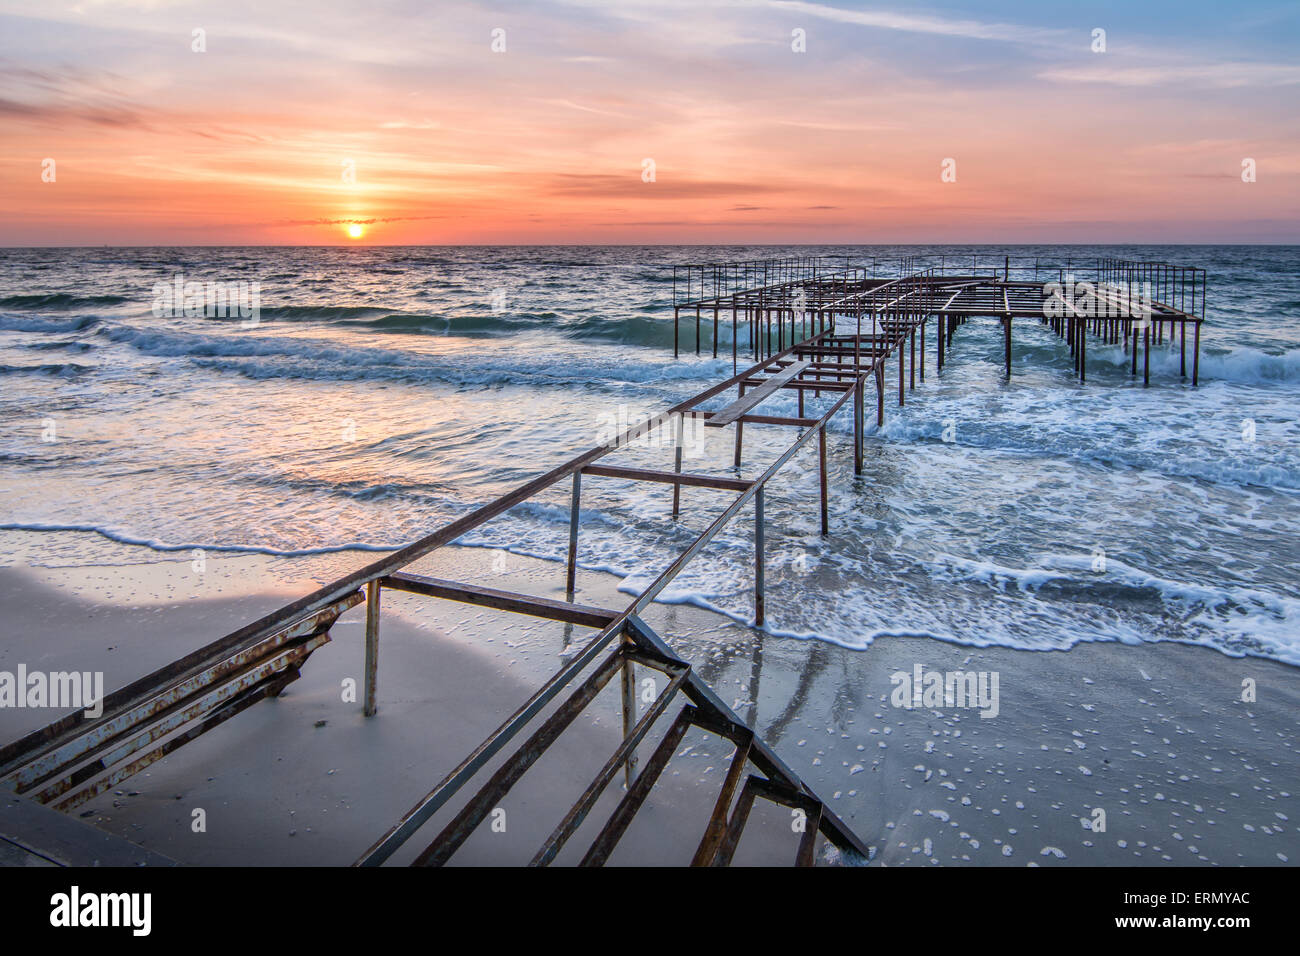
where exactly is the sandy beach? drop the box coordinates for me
[2,529,1294,866]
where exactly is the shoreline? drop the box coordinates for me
[1,532,1297,866]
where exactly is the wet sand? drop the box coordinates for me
[0,536,1296,866]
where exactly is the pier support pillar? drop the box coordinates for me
[1079,320,1086,383]
[565,471,581,600]
[853,378,864,476]
[671,413,685,517]
[1192,322,1200,387]
[818,427,829,535]
[364,579,380,717]
[620,653,639,788]
[898,337,905,406]
[910,328,916,391]
[1003,317,1012,379]
[733,385,745,467]
[1143,324,1151,387]
[875,363,885,427]
[731,306,738,374]
[754,488,765,626]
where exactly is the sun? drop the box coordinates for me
[346,223,364,239]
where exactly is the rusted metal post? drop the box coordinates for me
[671,412,685,517]
[673,307,679,359]
[754,487,765,626]
[731,304,738,374]
[898,326,905,406]
[364,579,380,717]
[920,319,925,381]
[1003,317,1011,379]
[733,384,745,466]
[818,427,829,535]
[1079,319,1086,383]
[1143,323,1150,387]
[1192,322,1200,386]
[565,471,581,601]
[620,652,638,788]
[910,327,916,390]
[875,363,884,427]
[853,378,863,476]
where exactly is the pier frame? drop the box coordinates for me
[2,252,1208,868]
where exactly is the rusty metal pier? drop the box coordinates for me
[673,253,1206,388]
[0,253,1207,867]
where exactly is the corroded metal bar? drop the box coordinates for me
[711,775,760,866]
[530,661,688,866]
[619,655,639,790]
[582,464,753,493]
[364,580,380,717]
[690,732,753,866]
[819,427,829,535]
[411,648,628,867]
[754,487,765,626]
[796,804,823,867]
[566,470,581,601]
[578,705,696,866]
[382,572,617,630]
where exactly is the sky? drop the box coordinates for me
[1,0,1297,245]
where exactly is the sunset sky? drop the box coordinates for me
[1,0,1297,245]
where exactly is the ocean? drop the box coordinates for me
[2,244,1298,666]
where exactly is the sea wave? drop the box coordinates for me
[0,315,101,334]
[923,552,1300,663]
[0,293,130,310]
[194,303,691,347]
[0,362,92,377]
[1093,343,1300,384]
[97,323,724,388]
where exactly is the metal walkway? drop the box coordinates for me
[0,254,1208,866]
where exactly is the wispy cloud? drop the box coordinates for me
[1040,62,1300,88]
[762,0,1070,46]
